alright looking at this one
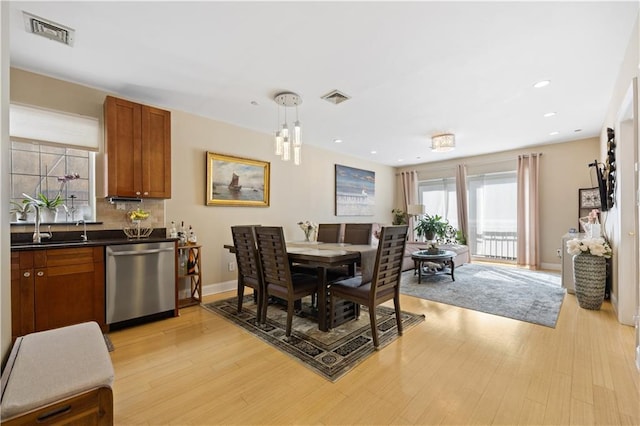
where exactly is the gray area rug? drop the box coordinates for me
[202,295,424,381]
[400,263,565,327]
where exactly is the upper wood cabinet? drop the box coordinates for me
[104,96,171,198]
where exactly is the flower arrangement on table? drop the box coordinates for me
[566,237,612,258]
[297,220,318,242]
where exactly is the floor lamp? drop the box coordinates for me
[406,204,425,241]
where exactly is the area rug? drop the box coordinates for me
[400,263,565,328]
[202,296,425,382]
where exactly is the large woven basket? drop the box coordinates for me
[572,253,606,310]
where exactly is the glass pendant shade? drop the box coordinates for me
[282,139,291,161]
[282,123,289,140]
[274,131,283,155]
[293,146,301,165]
[293,120,301,147]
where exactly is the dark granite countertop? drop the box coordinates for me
[10,228,178,251]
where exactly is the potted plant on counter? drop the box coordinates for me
[10,199,33,222]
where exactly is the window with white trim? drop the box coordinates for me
[10,141,95,223]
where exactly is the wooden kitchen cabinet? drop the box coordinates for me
[11,247,106,340]
[104,95,171,198]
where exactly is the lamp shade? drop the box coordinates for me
[431,133,455,152]
[407,204,425,216]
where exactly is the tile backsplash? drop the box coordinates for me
[10,198,165,234]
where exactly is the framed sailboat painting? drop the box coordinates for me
[206,152,270,207]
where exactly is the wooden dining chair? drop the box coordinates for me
[254,226,318,338]
[329,225,408,348]
[316,223,342,243]
[231,225,266,323]
[343,223,373,245]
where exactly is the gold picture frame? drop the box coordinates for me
[206,152,270,207]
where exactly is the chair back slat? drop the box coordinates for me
[254,226,293,291]
[231,226,262,287]
[370,225,408,299]
[344,223,373,245]
[316,223,342,243]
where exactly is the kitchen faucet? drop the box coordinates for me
[32,205,52,243]
[77,219,88,241]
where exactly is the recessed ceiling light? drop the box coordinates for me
[250,101,258,106]
[549,131,559,136]
[333,139,342,144]
[397,159,404,162]
[533,80,551,88]
[543,112,556,117]
[574,129,582,132]
[370,150,377,154]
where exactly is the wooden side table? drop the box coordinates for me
[178,245,202,308]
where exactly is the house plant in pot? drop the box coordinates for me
[415,214,448,242]
[566,237,612,310]
[10,199,33,222]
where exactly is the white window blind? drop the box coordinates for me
[10,103,100,151]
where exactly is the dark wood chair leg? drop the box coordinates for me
[368,306,379,347]
[237,282,245,314]
[260,290,269,324]
[286,300,295,338]
[394,295,403,335]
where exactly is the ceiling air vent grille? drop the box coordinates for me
[23,12,75,46]
[321,90,350,105]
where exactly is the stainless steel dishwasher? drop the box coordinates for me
[106,241,176,327]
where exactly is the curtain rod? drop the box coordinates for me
[395,152,542,175]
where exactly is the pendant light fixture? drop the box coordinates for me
[274,92,302,165]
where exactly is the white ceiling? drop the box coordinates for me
[8,1,639,166]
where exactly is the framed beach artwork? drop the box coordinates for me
[206,152,270,207]
[335,164,375,216]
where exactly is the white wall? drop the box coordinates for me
[600,12,639,326]
[1,1,11,364]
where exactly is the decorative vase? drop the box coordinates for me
[40,207,58,223]
[572,253,607,310]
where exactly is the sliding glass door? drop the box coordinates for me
[467,171,517,260]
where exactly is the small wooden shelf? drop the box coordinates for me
[177,245,202,308]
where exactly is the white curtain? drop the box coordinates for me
[455,164,469,244]
[401,171,419,242]
[517,153,541,268]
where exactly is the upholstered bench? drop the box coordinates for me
[0,322,114,425]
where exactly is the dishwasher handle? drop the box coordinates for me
[108,247,175,257]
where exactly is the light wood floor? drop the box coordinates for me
[108,284,639,425]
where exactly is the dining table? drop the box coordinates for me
[224,241,377,331]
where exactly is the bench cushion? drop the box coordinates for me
[1,322,114,419]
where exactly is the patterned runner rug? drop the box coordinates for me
[400,263,565,327]
[202,295,425,382]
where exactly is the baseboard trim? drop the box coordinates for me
[540,262,561,272]
[203,280,236,297]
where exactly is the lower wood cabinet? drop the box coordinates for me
[11,246,106,340]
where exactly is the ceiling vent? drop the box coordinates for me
[321,90,351,105]
[23,12,75,46]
